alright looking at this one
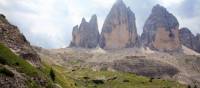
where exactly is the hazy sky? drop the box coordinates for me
[0,0,199,48]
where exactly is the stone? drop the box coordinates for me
[99,0,139,49]
[69,15,100,48]
[0,14,41,66]
[141,4,181,52]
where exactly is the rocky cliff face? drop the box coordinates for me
[0,14,40,65]
[70,15,100,48]
[195,34,200,52]
[99,0,139,49]
[141,5,181,52]
[180,28,200,53]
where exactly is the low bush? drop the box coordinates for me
[0,67,14,77]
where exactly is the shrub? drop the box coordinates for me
[92,80,104,84]
[0,67,14,77]
[49,68,55,81]
[149,78,154,82]
[0,56,7,65]
[187,85,191,88]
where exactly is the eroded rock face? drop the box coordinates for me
[113,58,179,78]
[100,0,139,49]
[0,14,40,65]
[141,5,181,52]
[70,15,100,48]
[179,28,196,50]
[179,28,200,53]
[194,34,200,53]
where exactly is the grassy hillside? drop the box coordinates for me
[0,43,54,88]
[44,64,186,88]
[0,43,186,88]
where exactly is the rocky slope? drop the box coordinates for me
[0,43,54,88]
[0,14,40,66]
[35,47,189,88]
[179,28,200,53]
[69,15,100,48]
[141,4,181,52]
[35,46,200,87]
[99,0,139,49]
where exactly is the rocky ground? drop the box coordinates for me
[35,46,200,87]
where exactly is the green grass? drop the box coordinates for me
[50,65,186,88]
[0,43,54,88]
[0,43,38,76]
[41,63,77,88]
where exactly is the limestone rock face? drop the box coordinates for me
[195,34,200,52]
[70,15,100,48]
[99,0,139,49]
[0,14,40,65]
[141,5,181,52]
[180,28,200,53]
[179,28,196,50]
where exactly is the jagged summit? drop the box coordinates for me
[111,0,127,11]
[141,4,181,52]
[179,27,200,53]
[70,14,100,48]
[152,4,168,15]
[81,17,86,23]
[89,14,98,27]
[180,27,192,34]
[99,0,139,49]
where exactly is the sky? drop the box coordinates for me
[0,0,199,48]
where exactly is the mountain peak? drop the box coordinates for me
[89,14,97,23]
[180,27,192,34]
[81,18,87,23]
[100,0,139,49]
[113,0,126,8]
[70,15,99,48]
[152,4,168,15]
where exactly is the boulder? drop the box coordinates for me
[70,15,100,48]
[141,4,181,52]
[99,0,139,49]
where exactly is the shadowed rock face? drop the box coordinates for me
[0,14,41,65]
[113,58,179,78]
[141,5,181,52]
[70,15,100,48]
[100,0,139,49]
[179,28,196,50]
[180,28,200,53]
[195,34,200,52]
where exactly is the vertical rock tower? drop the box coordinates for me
[100,0,139,49]
[70,15,100,48]
[141,4,181,52]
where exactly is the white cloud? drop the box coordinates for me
[91,0,115,9]
[159,0,184,7]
